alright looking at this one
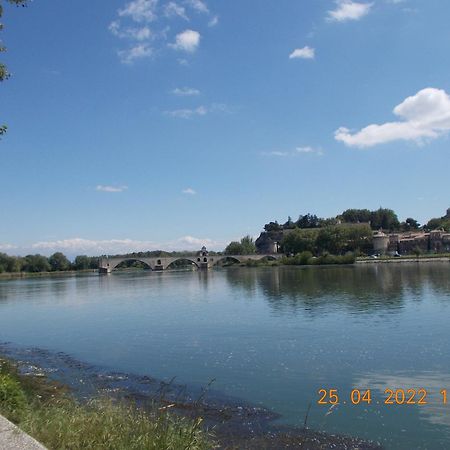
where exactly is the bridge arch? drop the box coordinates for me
[258,255,278,261]
[211,256,242,266]
[165,258,200,270]
[110,258,153,270]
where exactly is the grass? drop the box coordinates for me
[0,357,215,450]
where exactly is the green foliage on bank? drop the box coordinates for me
[281,251,356,266]
[263,207,450,237]
[281,224,372,256]
[0,358,214,450]
[425,208,450,232]
[0,372,27,422]
[0,253,99,274]
[224,235,256,255]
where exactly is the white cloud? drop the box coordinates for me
[0,243,17,251]
[117,43,153,63]
[165,106,207,118]
[111,0,214,63]
[164,103,231,118]
[208,15,219,27]
[295,146,324,155]
[170,29,201,52]
[96,185,128,193]
[182,187,196,195]
[327,0,373,22]
[164,2,189,20]
[185,0,209,14]
[265,151,289,157]
[109,21,152,41]
[29,236,225,255]
[335,87,450,148]
[289,46,315,60]
[171,87,200,96]
[118,0,158,23]
[263,146,323,157]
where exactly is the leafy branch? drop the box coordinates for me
[1,0,28,137]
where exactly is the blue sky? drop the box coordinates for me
[1,0,450,256]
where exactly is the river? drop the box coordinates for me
[1,264,450,449]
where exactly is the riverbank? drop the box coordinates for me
[356,256,450,264]
[0,269,96,280]
[0,349,383,450]
[0,356,213,450]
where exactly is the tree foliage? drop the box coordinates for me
[264,221,282,233]
[48,252,71,271]
[224,235,256,255]
[424,209,450,232]
[281,229,317,254]
[0,252,99,274]
[0,0,28,136]
[280,224,372,256]
[22,254,52,273]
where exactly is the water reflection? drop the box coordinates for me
[225,264,450,316]
[355,371,450,429]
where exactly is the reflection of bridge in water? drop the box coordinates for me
[99,247,282,273]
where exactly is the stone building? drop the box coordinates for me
[374,230,450,255]
[255,232,282,254]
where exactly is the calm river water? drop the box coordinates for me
[1,264,450,449]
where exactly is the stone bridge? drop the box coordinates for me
[99,253,282,273]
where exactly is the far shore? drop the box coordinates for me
[1,255,449,280]
[0,269,96,280]
[356,256,450,264]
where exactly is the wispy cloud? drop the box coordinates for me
[164,103,230,119]
[96,185,128,193]
[169,29,201,52]
[117,43,153,63]
[289,46,315,60]
[171,87,200,96]
[118,0,158,23]
[182,187,196,195]
[295,146,323,155]
[327,0,373,22]
[263,146,323,157]
[335,87,450,148]
[208,15,219,27]
[185,0,209,14]
[28,235,225,256]
[0,243,17,251]
[164,2,189,20]
[111,0,214,63]
[109,21,152,41]
[165,106,207,119]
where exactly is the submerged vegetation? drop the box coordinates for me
[0,357,214,450]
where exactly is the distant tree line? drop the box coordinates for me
[263,207,450,234]
[0,253,98,274]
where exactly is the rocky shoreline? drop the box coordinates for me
[0,343,383,450]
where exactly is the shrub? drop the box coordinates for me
[0,373,27,422]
